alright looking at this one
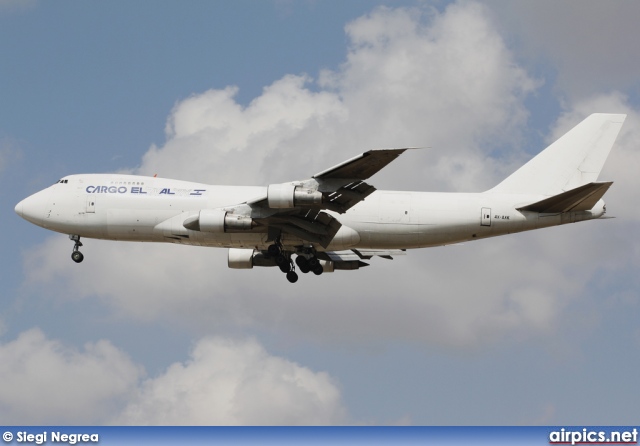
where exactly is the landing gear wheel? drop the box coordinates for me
[71,251,84,263]
[69,235,84,263]
[267,244,281,257]
[286,271,299,283]
[276,254,290,273]
[312,264,323,276]
[295,256,310,274]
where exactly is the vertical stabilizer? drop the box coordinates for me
[490,113,626,195]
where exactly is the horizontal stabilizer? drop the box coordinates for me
[517,181,613,213]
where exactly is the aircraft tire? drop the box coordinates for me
[312,264,323,276]
[286,271,298,283]
[267,244,281,256]
[71,251,84,263]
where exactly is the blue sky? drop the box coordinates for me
[2,0,640,425]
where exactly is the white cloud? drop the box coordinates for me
[138,76,348,186]
[0,329,141,424]
[321,2,538,192]
[550,92,640,221]
[489,0,640,99]
[24,232,578,348]
[550,93,640,302]
[0,331,346,425]
[115,337,346,425]
[20,1,582,349]
[15,6,640,429]
[22,2,638,354]
[137,2,536,192]
[8,0,639,428]
[22,1,555,347]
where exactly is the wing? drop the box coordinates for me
[320,248,406,262]
[254,208,343,248]
[299,248,405,270]
[312,148,409,213]
[314,148,408,180]
[204,148,410,248]
[243,148,409,211]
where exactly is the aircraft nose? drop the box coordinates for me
[14,200,24,217]
[15,189,51,226]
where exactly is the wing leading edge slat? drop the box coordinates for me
[313,148,409,180]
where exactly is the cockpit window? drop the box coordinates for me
[54,179,69,184]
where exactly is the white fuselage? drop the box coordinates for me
[15,173,605,252]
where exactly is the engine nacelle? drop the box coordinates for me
[198,209,226,232]
[228,248,254,269]
[318,259,366,272]
[267,183,323,209]
[319,260,334,273]
[184,209,253,232]
[223,213,254,231]
[228,248,277,269]
[333,260,367,270]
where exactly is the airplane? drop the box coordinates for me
[15,113,626,283]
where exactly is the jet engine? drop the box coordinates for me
[183,209,253,232]
[316,259,366,272]
[267,183,323,209]
[228,248,277,269]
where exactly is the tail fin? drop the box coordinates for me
[490,113,626,195]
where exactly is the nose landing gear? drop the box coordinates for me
[69,234,84,263]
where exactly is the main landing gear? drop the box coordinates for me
[267,242,323,283]
[295,255,323,276]
[267,242,298,283]
[69,234,84,263]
